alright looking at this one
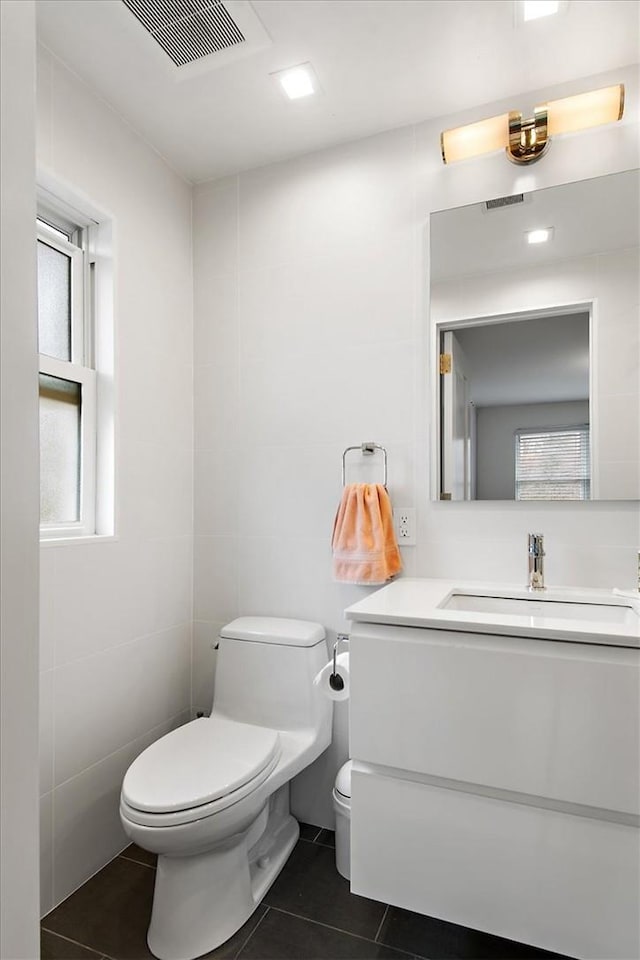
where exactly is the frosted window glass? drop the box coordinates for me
[39,375,81,523]
[37,240,71,361]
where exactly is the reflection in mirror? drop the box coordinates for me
[431,170,639,502]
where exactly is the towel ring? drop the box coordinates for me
[341,443,388,487]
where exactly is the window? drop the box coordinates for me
[37,195,107,539]
[515,425,591,501]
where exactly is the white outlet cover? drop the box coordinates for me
[393,507,416,546]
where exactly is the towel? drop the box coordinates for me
[331,483,402,585]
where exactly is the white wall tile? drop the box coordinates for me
[238,126,416,271]
[50,537,193,669]
[52,741,133,906]
[193,536,239,622]
[193,177,238,279]
[239,342,416,447]
[595,247,640,318]
[51,541,146,666]
[545,543,640,590]
[237,536,373,632]
[194,448,239,536]
[598,462,640,501]
[40,670,54,797]
[119,359,193,448]
[54,624,190,786]
[423,500,640,549]
[192,620,220,716]
[194,272,238,366]
[194,362,240,451]
[39,548,56,672]
[36,44,53,171]
[119,442,193,540]
[40,792,53,918]
[597,316,639,400]
[598,393,640,463]
[238,242,415,362]
[143,537,193,636]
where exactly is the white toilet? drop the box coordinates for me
[120,617,332,960]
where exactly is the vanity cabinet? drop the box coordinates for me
[346,592,640,960]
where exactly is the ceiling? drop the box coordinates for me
[431,168,640,280]
[36,0,640,183]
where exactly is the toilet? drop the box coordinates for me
[120,617,332,960]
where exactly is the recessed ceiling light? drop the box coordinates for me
[272,63,318,100]
[523,1,560,21]
[526,227,554,244]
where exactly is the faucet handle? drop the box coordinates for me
[528,532,545,557]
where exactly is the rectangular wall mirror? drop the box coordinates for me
[430,169,639,501]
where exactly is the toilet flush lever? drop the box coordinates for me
[330,634,349,691]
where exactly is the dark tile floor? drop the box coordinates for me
[41,826,570,960]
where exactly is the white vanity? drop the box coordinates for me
[345,579,640,960]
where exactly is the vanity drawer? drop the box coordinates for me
[350,767,640,960]
[349,622,640,814]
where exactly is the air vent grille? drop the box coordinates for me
[485,194,525,211]
[122,0,245,66]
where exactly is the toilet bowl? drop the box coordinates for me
[120,617,332,960]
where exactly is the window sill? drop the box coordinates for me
[40,534,117,548]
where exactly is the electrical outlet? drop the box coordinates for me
[393,507,416,546]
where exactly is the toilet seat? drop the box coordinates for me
[121,716,280,826]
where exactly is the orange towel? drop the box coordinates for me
[331,483,403,585]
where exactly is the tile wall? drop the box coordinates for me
[37,47,194,912]
[192,65,640,826]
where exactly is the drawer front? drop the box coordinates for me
[350,623,640,814]
[351,768,640,960]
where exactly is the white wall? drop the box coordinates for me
[37,47,194,913]
[476,401,590,500]
[0,3,41,956]
[192,65,640,828]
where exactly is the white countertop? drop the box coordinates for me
[345,578,640,648]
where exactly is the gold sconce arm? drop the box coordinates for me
[507,106,549,165]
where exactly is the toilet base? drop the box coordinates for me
[147,786,298,960]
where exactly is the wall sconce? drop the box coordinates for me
[441,84,624,165]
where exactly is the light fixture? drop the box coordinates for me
[526,227,554,244]
[523,1,560,21]
[272,63,318,100]
[441,83,624,165]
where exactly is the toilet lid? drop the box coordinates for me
[122,717,280,814]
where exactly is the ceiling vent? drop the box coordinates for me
[485,193,525,211]
[122,0,268,68]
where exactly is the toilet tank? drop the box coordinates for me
[212,617,330,732]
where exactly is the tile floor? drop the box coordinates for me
[41,825,569,960]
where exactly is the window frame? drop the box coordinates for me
[514,423,591,501]
[37,215,98,540]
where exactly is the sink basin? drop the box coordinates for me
[345,578,640,647]
[442,592,638,627]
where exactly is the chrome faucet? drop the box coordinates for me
[528,533,545,591]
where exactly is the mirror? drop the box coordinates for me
[430,169,639,501]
